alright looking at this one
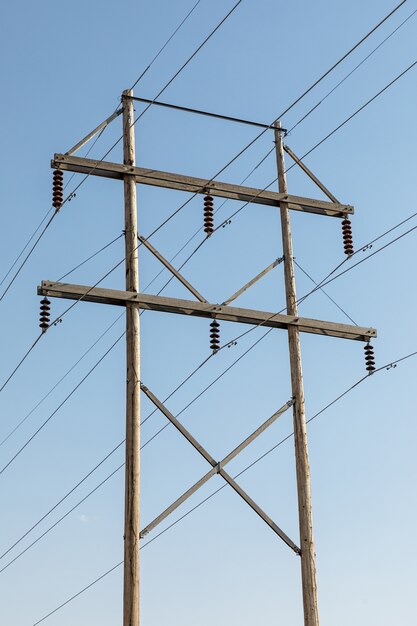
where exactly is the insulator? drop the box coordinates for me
[342,218,354,256]
[209,319,220,352]
[203,194,214,236]
[39,297,51,331]
[52,170,64,210]
[364,343,376,373]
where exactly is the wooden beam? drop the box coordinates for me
[140,400,293,539]
[38,280,377,342]
[138,236,207,302]
[52,154,354,218]
[65,109,122,157]
[223,257,283,305]
[284,144,339,203]
[276,122,319,626]
[122,89,140,626]
[141,385,300,553]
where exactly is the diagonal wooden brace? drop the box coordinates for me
[140,384,300,553]
[140,399,293,539]
[138,235,207,302]
[223,257,284,305]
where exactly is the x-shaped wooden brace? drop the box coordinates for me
[140,384,300,554]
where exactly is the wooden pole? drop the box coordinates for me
[274,121,319,626]
[122,89,140,626]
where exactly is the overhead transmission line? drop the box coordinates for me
[55,47,417,331]
[0,0,226,306]
[132,4,417,292]
[2,0,405,311]
[146,52,417,303]
[0,312,125,449]
[27,344,417,626]
[2,194,416,482]
[54,0,407,250]
[3,0,404,318]
[0,333,125,477]
[0,0,244,398]
[130,0,204,89]
[0,0,412,555]
[1,44,416,427]
[285,5,417,136]
[3,205,417,567]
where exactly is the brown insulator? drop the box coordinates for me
[209,319,220,352]
[52,170,64,210]
[39,297,51,332]
[364,343,376,373]
[342,218,354,256]
[203,194,214,236]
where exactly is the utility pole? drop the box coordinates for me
[42,95,376,625]
[275,121,319,626]
[122,89,140,626]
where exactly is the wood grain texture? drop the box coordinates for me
[275,122,320,626]
[122,89,140,626]
[52,153,354,217]
[38,281,377,342]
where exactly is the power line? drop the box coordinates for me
[293,260,357,325]
[11,0,399,327]
[0,462,124,575]
[0,313,125,449]
[1,3,411,580]
[285,6,417,136]
[9,205,416,525]
[130,0,205,90]
[61,0,244,212]
[28,343,417,624]
[57,234,123,282]
[0,109,113,305]
[0,335,43,395]
[0,333,125,477]
[5,212,415,575]
[2,201,415,483]
[0,0,231,310]
[298,222,417,304]
[57,0,404,251]
[293,57,417,165]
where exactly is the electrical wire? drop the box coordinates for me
[0,108,112,305]
[28,343,417,624]
[0,0,230,309]
[2,2,414,583]
[4,212,416,576]
[294,260,358,325]
[0,333,125,478]
[154,54,417,288]
[55,0,405,250]
[56,234,124,282]
[285,6,417,137]
[2,0,402,313]
[0,463,124,575]
[0,313,125,449]
[130,0,204,89]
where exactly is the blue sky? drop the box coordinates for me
[0,1,416,624]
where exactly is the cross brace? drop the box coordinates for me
[38,281,377,342]
[52,154,354,218]
[140,397,294,540]
[140,384,300,553]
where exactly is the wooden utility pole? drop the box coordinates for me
[42,98,376,625]
[122,88,140,626]
[274,121,319,626]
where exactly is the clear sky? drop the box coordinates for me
[0,1,416,625]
